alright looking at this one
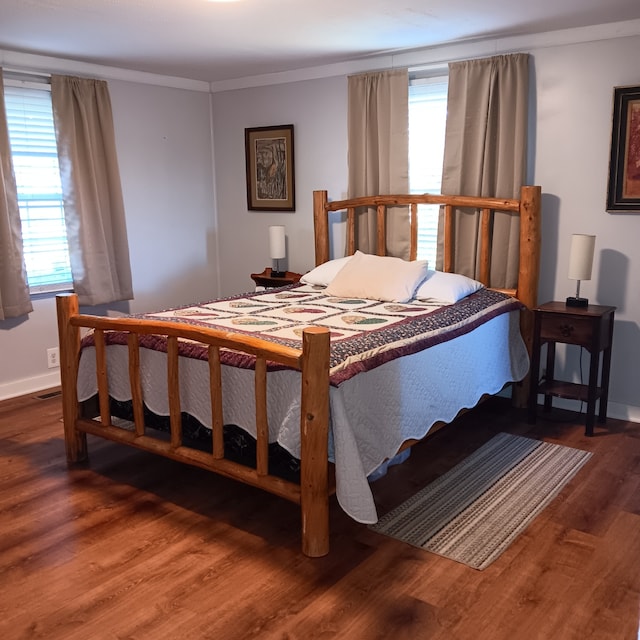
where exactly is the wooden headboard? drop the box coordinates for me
[312,185,541,310]
[312,185,542,387]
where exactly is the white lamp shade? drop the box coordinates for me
[269,225,286,260]
[568,234,595,281]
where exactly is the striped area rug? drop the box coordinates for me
[370,432,592,570]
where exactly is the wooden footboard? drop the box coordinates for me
[55,293,333,557]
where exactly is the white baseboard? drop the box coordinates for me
[2,374,639,426]
[591,400,640,425]
[0,371,61,402]
[531,395,640,426]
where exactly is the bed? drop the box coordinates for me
[56,185,541,557]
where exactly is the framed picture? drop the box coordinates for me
[607,85,640,213]
[245,124,295,211]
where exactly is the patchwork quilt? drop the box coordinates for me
[82,283,523,385]
[77,282,529,523]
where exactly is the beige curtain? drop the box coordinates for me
[439,53,530,288]
[0,68,33,320]
[51,75,133,306]
[348,68,409,258]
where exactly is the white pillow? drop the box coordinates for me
[300,256,352,286]
[325,251,428,303]
[415,270,483,303]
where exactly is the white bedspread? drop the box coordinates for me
[76,307,528,524]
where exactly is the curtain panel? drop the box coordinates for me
[0,68,33,320]
[347,68,410,259]
[51,75,133,306]
[439,53,530,289]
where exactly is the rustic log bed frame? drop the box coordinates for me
[56,185,541,558]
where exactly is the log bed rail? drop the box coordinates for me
[56,294,333,557]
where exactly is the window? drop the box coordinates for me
[408,75,448,265]
[3,80,72,293]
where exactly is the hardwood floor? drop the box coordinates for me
[1,389,639,639]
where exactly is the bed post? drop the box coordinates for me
[299,326,331,557]
[514,185,542,407]
[313,190,330,266]
[56,293,88,464]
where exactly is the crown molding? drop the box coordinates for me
[0,49,210,92]
[2,18,639,94]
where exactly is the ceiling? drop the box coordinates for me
[2,0,640,84]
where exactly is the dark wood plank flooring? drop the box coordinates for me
[1,389,639,639]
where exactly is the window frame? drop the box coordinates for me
[408,71,449,266]
[3,74,73,295]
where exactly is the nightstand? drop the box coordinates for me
[528,301,616,436]
[250,268,302,289]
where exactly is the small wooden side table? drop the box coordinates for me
[250,268,301,289]
[528,301,616,436]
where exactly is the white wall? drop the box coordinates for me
[109,80,217,312]
[211,75,348,296]
[532,36,639,302]
[2,26,640,422]
[210,33,640,421]
[531,35,640,421]
[0,78,216,399]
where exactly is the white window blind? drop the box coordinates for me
[4,83,72,293]
[408,75,448,265]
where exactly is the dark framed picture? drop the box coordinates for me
[607,85,640,213]
[245,124,295,211]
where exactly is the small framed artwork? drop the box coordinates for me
[607,85,640,213]
[245,124,295,211]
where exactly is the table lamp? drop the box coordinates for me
[566,233,595,308]
[269,225,286,278]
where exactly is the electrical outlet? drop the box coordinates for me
[47,347,60,369]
